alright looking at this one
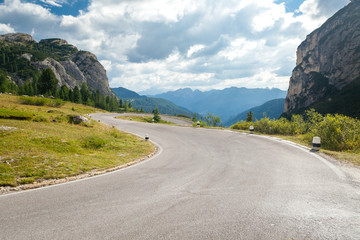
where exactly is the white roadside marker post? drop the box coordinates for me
[312,137,321,151]
[249,125,254,134]
[197,121,200,128]
[152,119,154,123]
[145,134,149,141]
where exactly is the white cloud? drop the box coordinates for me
[0,23,15,34]
[187,44,205,58]
[296,0,350,31]
[252,2,286,32]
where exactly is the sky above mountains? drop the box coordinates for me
[0,0,349,94]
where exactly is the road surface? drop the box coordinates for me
[1,113,360,239]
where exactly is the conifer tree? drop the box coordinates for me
[73,86,81,103]
[37,68,58,96]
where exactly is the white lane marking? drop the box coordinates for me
[245,133,347,181]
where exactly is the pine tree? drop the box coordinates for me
[73,86,81,103]
[0,74,8,92]
[80,83,90,103]
[246,111,254,122]
[59,85,69,100]
[153,106,161,123]
[37,68,58,95]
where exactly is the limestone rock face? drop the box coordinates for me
[72,51,113,96]
[0,33,114,96]
[283,1,360,115]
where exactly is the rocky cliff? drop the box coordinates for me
[0,33,113,96]
[283,0,360,118]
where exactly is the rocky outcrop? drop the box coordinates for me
[72,51,113,96]
[0,33,35,43]
[0,33,114,96]
[283,0,360,116]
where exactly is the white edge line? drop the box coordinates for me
[242,132,347,181]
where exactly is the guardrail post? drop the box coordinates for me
[249,125,254,134]
[312,137,321,151]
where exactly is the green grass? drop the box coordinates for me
[0,95,155,187]
[0,108,33,120]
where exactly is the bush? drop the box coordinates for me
[20,96,47,106]
[309,114,360,151]
[20,96,65,108]
[230,109,360,151]
[0,108,33,120]
[230,121,252,130]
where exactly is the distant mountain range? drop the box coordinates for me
[224,98,285,127]
[111,87,195,117]
[150,87,287,122]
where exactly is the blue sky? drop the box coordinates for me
[0,0,350,94]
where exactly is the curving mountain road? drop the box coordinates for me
[1,113,360,239]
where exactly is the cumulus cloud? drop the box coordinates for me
[0,23,15,34]
[0,0,60,39]
[0,0,350,93]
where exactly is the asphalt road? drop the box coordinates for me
[1,113,360,239]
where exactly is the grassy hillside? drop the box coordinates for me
[0,94,155,187]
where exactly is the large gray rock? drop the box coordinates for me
[283,0,360,115]
[72,115,89,124]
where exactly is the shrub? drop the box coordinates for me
[20,96,65,108]
[309,114,360,151]
[20,96,47,106]
[230,109,360,152]
[0,108,33,120]
[230,121,251,130]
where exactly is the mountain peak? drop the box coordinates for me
[0,33,34,43]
